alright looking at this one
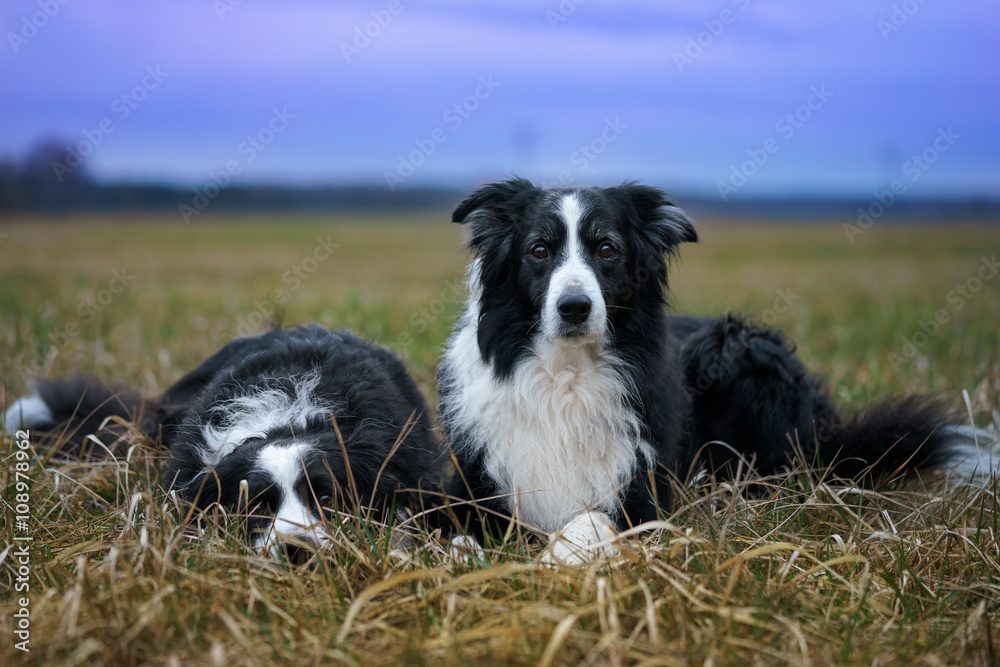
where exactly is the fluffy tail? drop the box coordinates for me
[677,314,999,485]
[4,332,274,458]
[816,395,999,484]
[4,376,160,457]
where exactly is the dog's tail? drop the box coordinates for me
[4,376,163,457]
[679,314,999,485]
[814,395,999,484]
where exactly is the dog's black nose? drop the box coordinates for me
[557,293,592,325]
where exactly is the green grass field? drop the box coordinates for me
[1,215,999,665]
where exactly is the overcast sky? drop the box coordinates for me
[2,0,997,197]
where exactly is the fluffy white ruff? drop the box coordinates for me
[4,394,53,434]
[200,371,332,466]
[541,510,619,566]
[442,264,653,532]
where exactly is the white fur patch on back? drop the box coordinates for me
[442,313,652,532]
[4,394,54,434]
[200,371,333,466]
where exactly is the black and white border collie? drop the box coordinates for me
[5,326,442,560]
[438,178,997,563]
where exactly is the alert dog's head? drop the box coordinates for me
[451,178,698,377]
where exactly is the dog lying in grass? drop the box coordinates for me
[435,179,998,564]
[5,325,444,562]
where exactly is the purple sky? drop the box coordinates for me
[2,0,998,197]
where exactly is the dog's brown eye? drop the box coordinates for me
[318,494,333,507]
[532,244,549,259]
[598,243,615,259]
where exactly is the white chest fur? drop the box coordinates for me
[443,319,652,532]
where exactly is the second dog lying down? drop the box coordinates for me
[5,326,444,560]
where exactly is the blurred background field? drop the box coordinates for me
[2,215,997,420]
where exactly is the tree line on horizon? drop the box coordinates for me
[1,139,997,221]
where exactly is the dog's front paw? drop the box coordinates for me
[447,534,486,563]
[541,511,618,566]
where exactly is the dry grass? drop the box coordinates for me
[1,215,999,665]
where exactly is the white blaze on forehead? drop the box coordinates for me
[255,442,313,494]
[253,442,328,554]
[542,193,607,340]
[560,193,584,262]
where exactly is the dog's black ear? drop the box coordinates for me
[612,183,696,300]
[615,183,698,251]
[451,178,539,224]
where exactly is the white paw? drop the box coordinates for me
[4,394,54,434]
[448,534,486,563]
[541,511,618,566]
